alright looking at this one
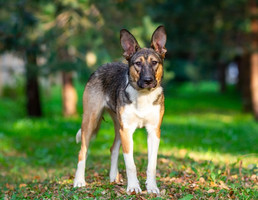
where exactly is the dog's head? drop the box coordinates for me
[120,26,167,90]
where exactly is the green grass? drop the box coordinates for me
[0,81,257,199]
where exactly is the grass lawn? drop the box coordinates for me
[0,81,257,199]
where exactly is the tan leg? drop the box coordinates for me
[74,113,98,187]
[74,86,104,188]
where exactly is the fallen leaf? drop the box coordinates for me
[160,189,166,196]
[170,188,176,193]
[19,183,27,188]
[207,189,215,193]
[33,176,40,180]
[229,190,236,199]
[199,177,205,183]
[159,158,170,164]
[250,174,257,182]
[210,181,218,187]
[128,190,136,195]
[5,183,14,190]
[219,181,229,190]
[93,172,99,177]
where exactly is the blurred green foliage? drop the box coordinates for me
[0,0,254,81]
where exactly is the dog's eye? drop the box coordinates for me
[135,61,141,66]
[152,61,158,65]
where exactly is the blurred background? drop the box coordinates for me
[0,0,257,119]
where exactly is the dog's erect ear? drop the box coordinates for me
[151,26,167,58]
[120,29,140,60]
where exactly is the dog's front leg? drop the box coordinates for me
[145,125,160,194]
[120,126,142,194]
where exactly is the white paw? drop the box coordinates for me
[73,178,86,188]
[110,171,120,183]
[146,180,160,194]
[127,184,142,194]
[147,186,160,194]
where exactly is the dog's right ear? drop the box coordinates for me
[120,29,140,60]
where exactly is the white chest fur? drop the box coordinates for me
[121,85,162,129]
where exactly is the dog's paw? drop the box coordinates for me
[110,172,122,184]
[127,185,142,194]
[73,178,86,188]
[147,186,160,194]
[146,180,160,194]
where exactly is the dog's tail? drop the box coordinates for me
[76,129,81,143]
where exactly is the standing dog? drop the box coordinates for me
[74,26,167,194]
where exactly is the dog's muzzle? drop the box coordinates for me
[138,76,157,89]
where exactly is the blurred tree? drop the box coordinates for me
[0,0,43,117]
[249,0,258,120]
[236,0,258,120]
[146,0,258,119]
[149,0,246,80]
[41,0,104,117]
[1,0,257,120]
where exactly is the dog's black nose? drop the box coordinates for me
[143,77,154,85]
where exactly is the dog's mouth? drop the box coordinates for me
[137,80,157,89]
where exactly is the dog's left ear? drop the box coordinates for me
[120,29,140,60]
[151,26,167,58]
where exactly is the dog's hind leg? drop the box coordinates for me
[74,87,104,188]
[109,114,121,183]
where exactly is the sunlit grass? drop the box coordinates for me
[0,81,257,199]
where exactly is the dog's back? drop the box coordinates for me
[86,62,129,112]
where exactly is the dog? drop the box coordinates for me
[73,25,167,194]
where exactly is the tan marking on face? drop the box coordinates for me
[134,56,144,63]
[147,54,158,63]
[155,64,163,84]
[155,94,164,138]
[129,65,140,82]
[147,54,162,85]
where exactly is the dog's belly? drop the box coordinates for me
[121,104,160,129]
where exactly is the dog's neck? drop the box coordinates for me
[125,83,163,107]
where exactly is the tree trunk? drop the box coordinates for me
[62,71,78,117]
[249,0,258,120]
[250,53,258,120]
[0,56,2,96]
[218,61,227,93]
[237,0,258,118]
[26,50,42,117]
[237,54,253,112]
[58,48,78,117]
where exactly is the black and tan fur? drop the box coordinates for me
[74,26,167,194]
